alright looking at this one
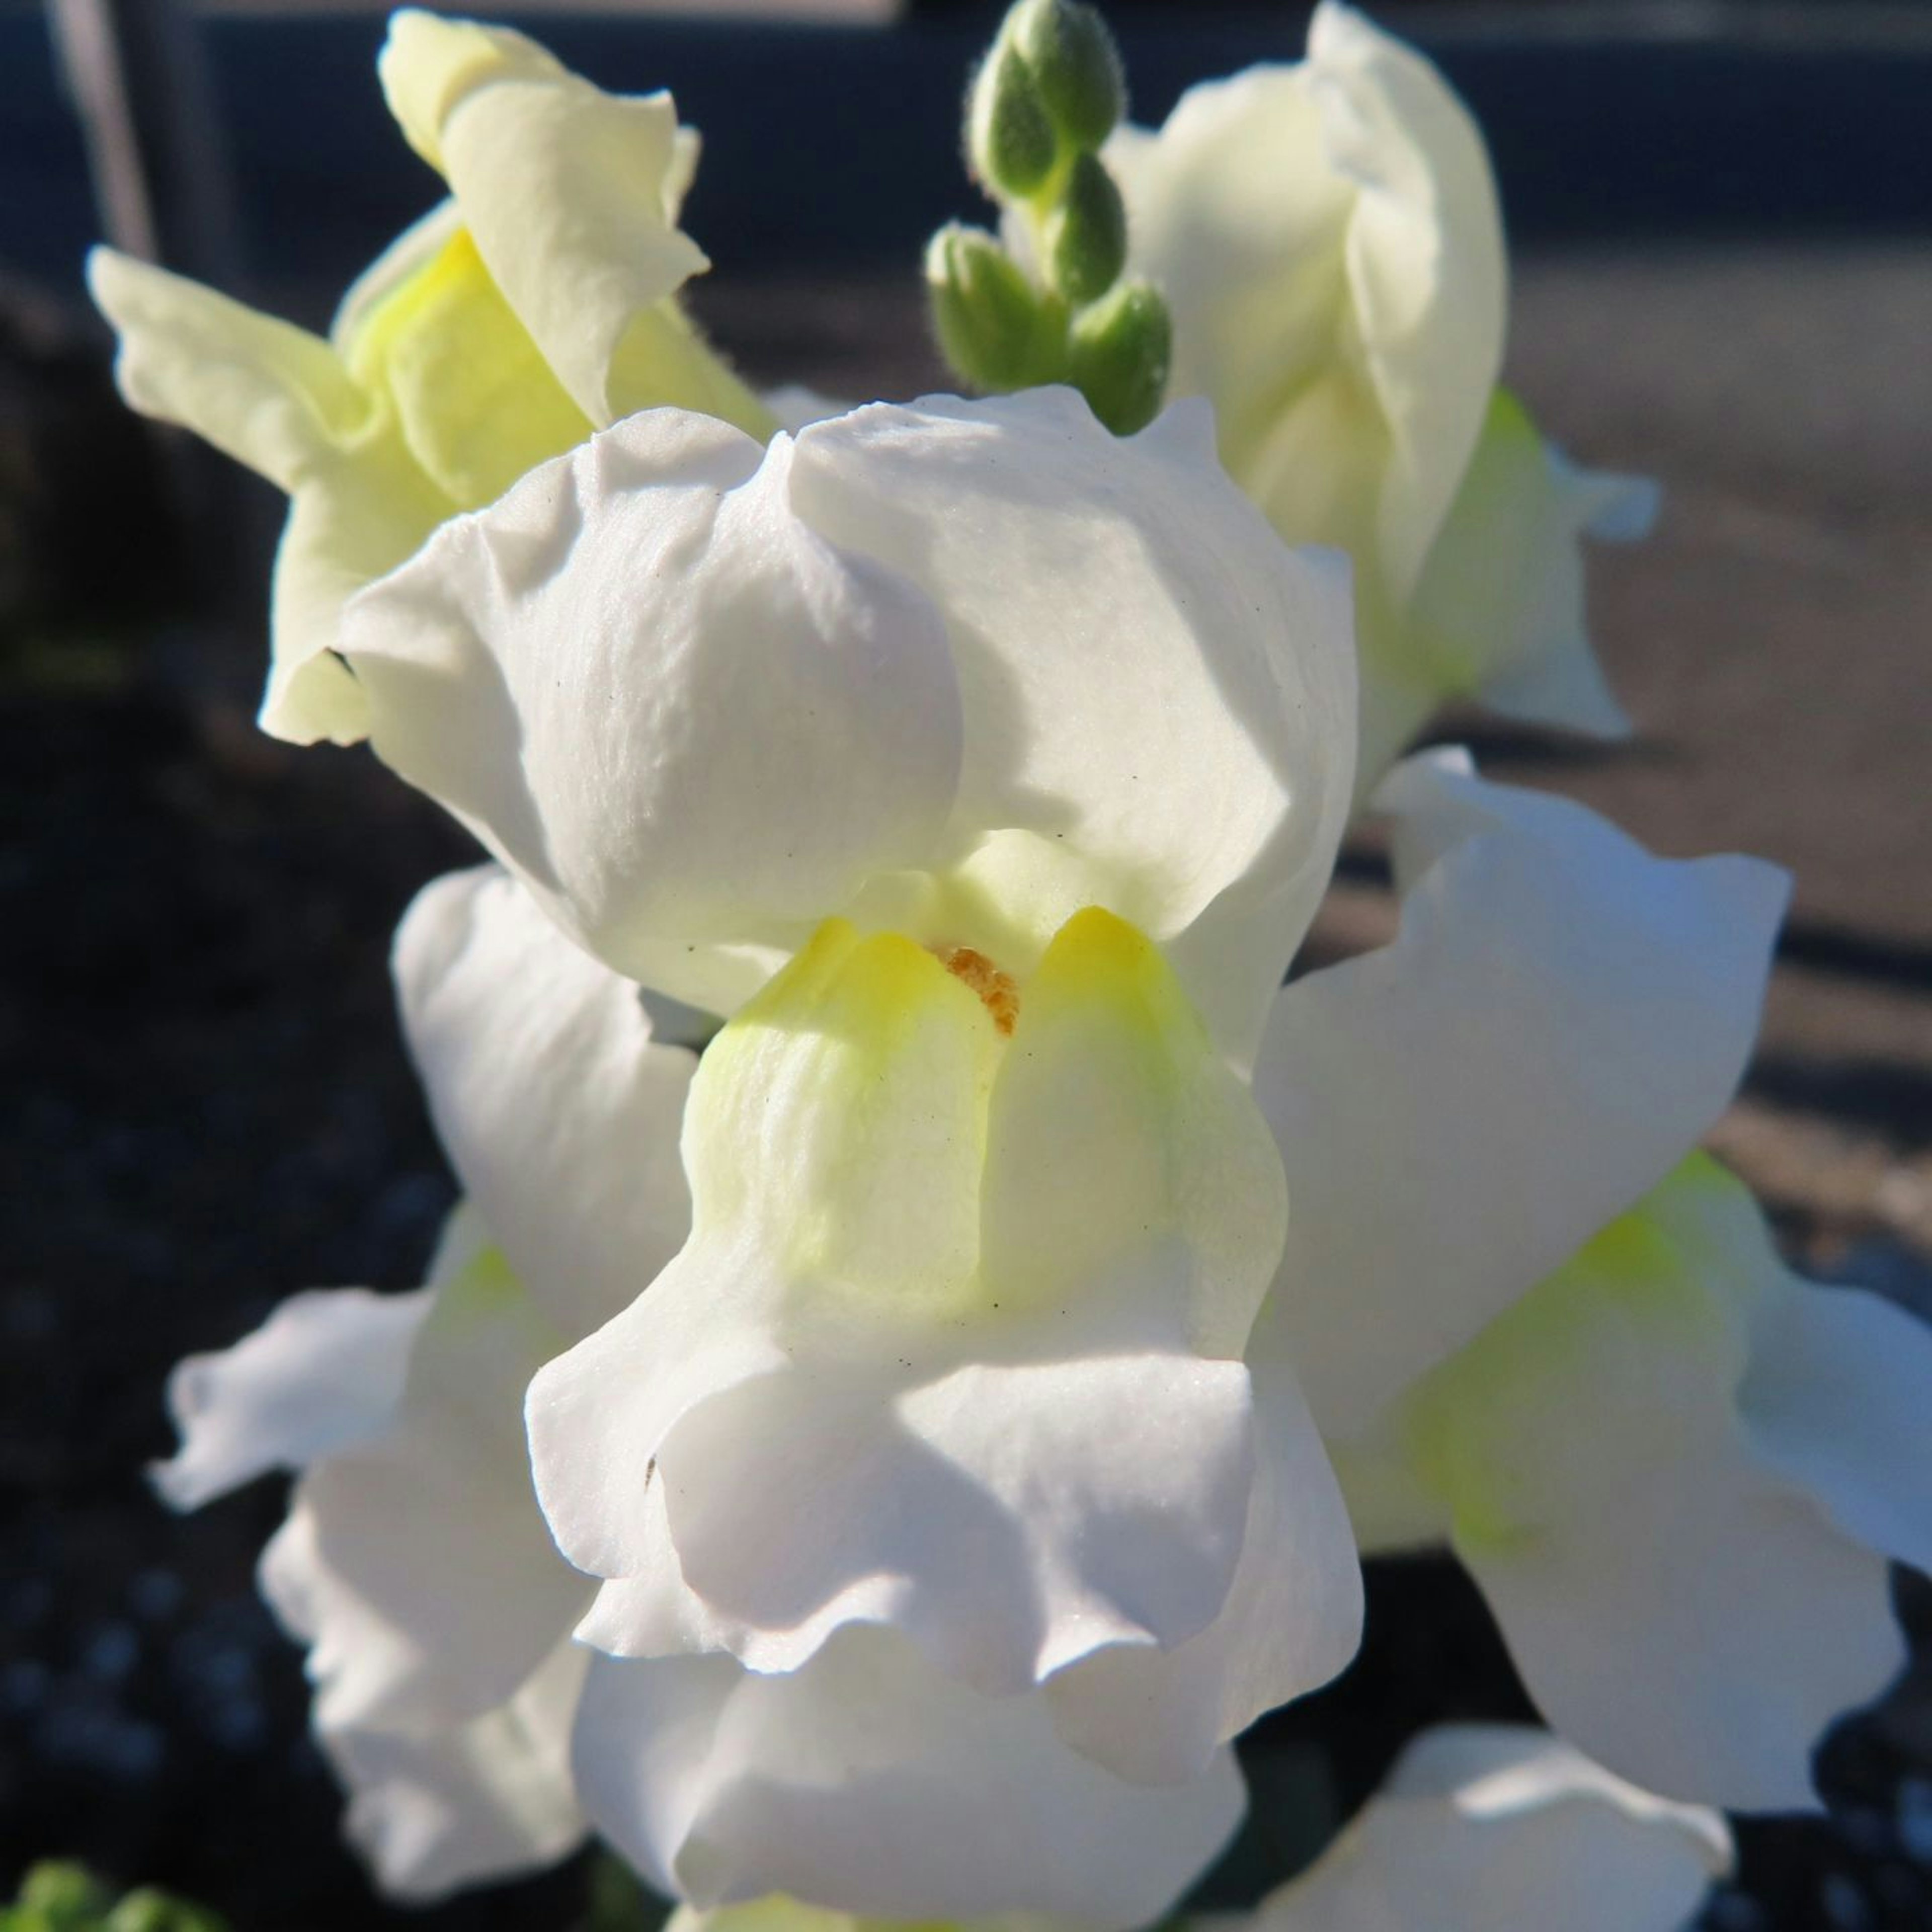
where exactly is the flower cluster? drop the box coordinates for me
[93,4,1930,1928]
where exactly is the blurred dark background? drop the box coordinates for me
[3,1,1931,1927]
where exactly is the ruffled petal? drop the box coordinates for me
[789,390,1357,1064]
[269,1485,587,1905]
[343,415,964,1008]
[296,1243,591,1728]
[86,247,447,745]
[376,12,768,435]
[1257,750,1789,1439]
[87,247,371,489]
[574,1630,1245,1930]
[1403,1159,1905,1811]
[393,863,698,1337]
[152,1285,430,1510]
[1043,1338,1362,1784]
[1259,1724,1729,1931]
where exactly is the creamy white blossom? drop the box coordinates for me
[156,869,1245,1920]
[1251,749,1928,1810]
[343,389,1371,1790]
[88,10,768,746]
[1109,2,1655,781]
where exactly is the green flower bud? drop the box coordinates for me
[966,41,1057,200]
[1068,278,1172,435]
[1012,0,1125,152]
[926,223,1067,392]
[1042,151,1128,307]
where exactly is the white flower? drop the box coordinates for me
[1108,2,1655,782]
[1250,748,1929,1810]
[87,10,768,747]
[157,870,1246,1922]
[344,389,1369,1786]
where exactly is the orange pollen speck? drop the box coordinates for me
[936,946,1020,1037]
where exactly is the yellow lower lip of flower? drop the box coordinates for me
[682,903,1282,1347]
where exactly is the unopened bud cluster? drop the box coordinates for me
[929,0,1170,434]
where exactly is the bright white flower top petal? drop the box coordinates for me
[1250,1725,1730,1932]
[1256,748,1789,1439]
[342,388,1357,1064]
[1110,3,1651,780]
[87,10,767,746]
[162,1187,1246,1920]
[1349,1156,1923,1813]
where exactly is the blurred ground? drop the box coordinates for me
[2,242,1930,1927]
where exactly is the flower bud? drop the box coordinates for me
[1012,0,1125,152]
[926,223,1067,392]
[1043,150,1128,307]
[1068,278,1172,435]
[967,40,1057,200]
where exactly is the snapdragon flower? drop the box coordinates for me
[88,10,769,746]
[667,1726,1730,1932]
[338,387,1368,1783]
[156,872,1242,1918]
[1108,3,1656,782]
[1250,750,1932,1810]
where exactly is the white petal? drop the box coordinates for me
[393,863,697,1337]
[1257,749,1789,1438]
[1044,1340,1362,1784]
[152,1285,430,1510]
[574,1630,1245,1929]
[327,1638,589,1903]
[647,1341,1256,1693]
[343,415,963,1004]
[1404,1158,1904,1811]
[789,389,1358,1063]
[1308,3,1506,599]
[1116,6,1503,609]
[86,247,444,745]
[297,1243,591,1727]
[1259,1723,1729,1932]
[1743,1278,1932,1579]
[377,12,711,428]
[1367,388,1656,775]
[87,247,369,492]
